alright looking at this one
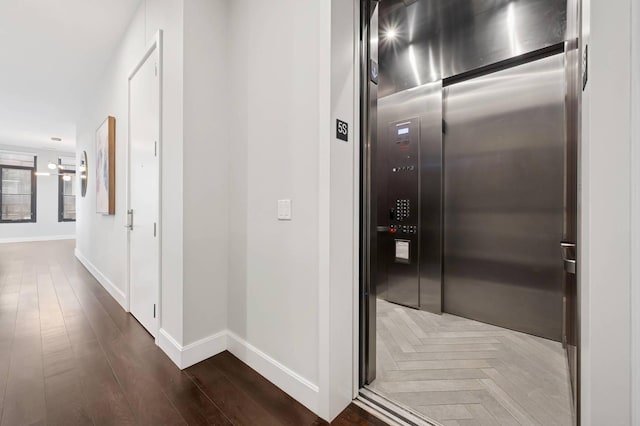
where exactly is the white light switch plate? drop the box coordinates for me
[277,199,292,220]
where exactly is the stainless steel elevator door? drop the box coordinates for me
[443,54,566,341]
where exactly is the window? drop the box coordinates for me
[0,151,37,223]
[58,157,76,222]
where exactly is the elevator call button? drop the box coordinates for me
[393,199,411,221]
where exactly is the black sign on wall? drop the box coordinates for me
[336,119,349,142]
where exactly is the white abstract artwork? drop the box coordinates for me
[96,116,115,214]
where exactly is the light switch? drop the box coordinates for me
[277,199,292,220]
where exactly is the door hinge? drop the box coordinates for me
[153,303,156,318]
[154,141,157,157]
[153,222,157,237]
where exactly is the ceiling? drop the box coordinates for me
[378,0,567,96]
[0,0,142,152]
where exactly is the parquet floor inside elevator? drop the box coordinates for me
[368,299,573,426]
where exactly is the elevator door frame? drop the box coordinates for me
[358,1,582,423]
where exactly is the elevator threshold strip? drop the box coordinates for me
[357,387,442,426]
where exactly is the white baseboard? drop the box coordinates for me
[0,235,75,244]
[182,331,228,368]
[226,330,319,414]
[74,248,127,309]
[158,328,227,369]
[72,248,320,416]
[158,328,319,413]
[158,329,184,367]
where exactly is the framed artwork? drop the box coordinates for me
[96,116,116,215]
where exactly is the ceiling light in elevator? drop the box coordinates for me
[384,28,397,41]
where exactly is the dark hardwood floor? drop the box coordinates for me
[0,240,387,426]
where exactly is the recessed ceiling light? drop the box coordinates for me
[385,28,397,40]
[51,137,62,142]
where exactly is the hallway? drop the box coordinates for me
[0,241,380,426]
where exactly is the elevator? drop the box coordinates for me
[360,0,581,423]
[375,53,567,337]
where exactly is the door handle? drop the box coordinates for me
[125,209,133,230]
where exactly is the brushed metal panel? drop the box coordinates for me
[378,0,567,97]
[442,54,565,341]
[362,0,380,385]
[563,0,580,411]
[377,82,442,311]
[383,117,420,308]
[419,83,443,314]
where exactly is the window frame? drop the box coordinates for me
[58,159,76,223]
[0,156,37,224]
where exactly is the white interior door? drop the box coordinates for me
[128,45,160,337]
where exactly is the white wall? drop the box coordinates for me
[149,0,185,347]
[0,145,75,243]
[76,0,229,357]
[632,0,640,422]
[75,0,184,341]
[318,0,359,418]
[224,1,358,419]
[226,0,322,410]
[182,0,229,344]
[580,0,633,424]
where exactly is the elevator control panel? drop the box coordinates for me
[395,125,411,147]
[390,224,417,235]
[392,199,411,221]
[376,83,443,312]
[392,165,415,172]
[386,118,420,269]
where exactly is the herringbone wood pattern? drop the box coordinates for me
[368,299,573,426]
